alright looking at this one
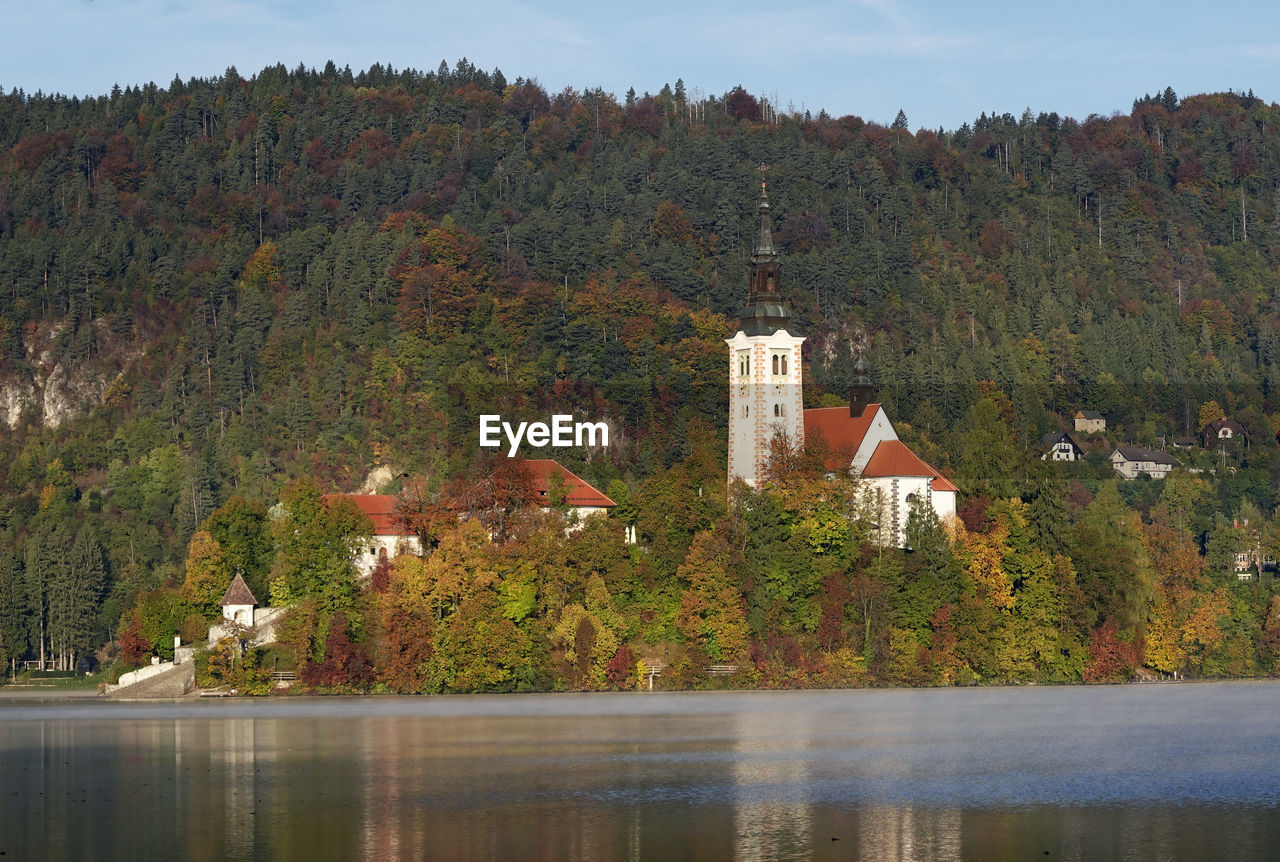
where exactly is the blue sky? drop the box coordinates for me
[6,1,1280,130]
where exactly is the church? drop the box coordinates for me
[726,180,957,547]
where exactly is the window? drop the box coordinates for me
[771,355,779,375]
[737,350,751,379]
[770,351,789,377]
[773,404,781,417]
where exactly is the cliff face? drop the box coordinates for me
[0,318,140,431]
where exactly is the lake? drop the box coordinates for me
[2,682,1279,860]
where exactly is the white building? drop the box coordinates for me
[1040,431,1085,462]
[804,401,958,548]
[330,494,423,578]
[726,181,805,488]
[1109,446,1174,480]
[726,181,958,547]
[219,572,257,627]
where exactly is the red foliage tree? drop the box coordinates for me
[1082,621,1143,683]
[119,611,151,665]
[301,612,371,688]
[604,645,635,690]
[725,87,762,122]
[376,601,434,693]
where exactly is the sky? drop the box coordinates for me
[5,0,1280,130]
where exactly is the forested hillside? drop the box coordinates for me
[2,62,1279,689]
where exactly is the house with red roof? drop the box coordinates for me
[726,181,958,548]
[334,460,617,573]
[325,493,422,579]
[520,459,618,522]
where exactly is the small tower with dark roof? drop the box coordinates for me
[220,572,257,628]
[726,172,806,488]
[849,355,875,417]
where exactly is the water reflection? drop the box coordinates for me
[3,685,1280,860]
[856,805,962,862]
[732,709,812,860]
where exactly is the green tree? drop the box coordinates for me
[0,551,26,672]
[203,497,274,601]
[268,479,372,612]
[676,529,748,663]
[1070,481,1155,632]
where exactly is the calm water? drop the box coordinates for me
[2,683,1279,860]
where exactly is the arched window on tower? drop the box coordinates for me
[771,351,788,377]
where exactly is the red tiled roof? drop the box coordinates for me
[803,404,881,470]
[861,440,958,492]
[327,493,400,535]
[220,572,257,606]
[522,460,617,508]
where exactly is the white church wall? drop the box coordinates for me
[850,408,899,474]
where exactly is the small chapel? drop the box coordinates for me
[726,179,957,547]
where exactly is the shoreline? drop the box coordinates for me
[3,675,1278,706]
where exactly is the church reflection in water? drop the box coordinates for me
[731,709,813,860]
[727,710,964,862]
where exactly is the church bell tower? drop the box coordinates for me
[726,174,805,488]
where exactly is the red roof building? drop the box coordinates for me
[324,493,422,579]
[799,402,958,546]
[522,459,617,509]
[861,440,959,493]
[335,493,401,536]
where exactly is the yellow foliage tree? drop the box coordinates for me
[181,530,232,616]
[1197,400,1225,433]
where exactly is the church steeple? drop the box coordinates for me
[738,169,794,336]
[726,173,806,489]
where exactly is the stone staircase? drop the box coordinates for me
[106,661,195,699]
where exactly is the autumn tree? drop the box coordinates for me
[373,555,436,692]
[180,530,233,616]
[676,528,748,663]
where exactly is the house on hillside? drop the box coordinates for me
[521,459,618,523]
[1040,431,1085,462]
[1203,418,1247,450]
[1074,410,1106,434]
[325,493,422,579]
[336,460,619,566]
[1230,518,1270,581]
[1110,446,1175,480]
